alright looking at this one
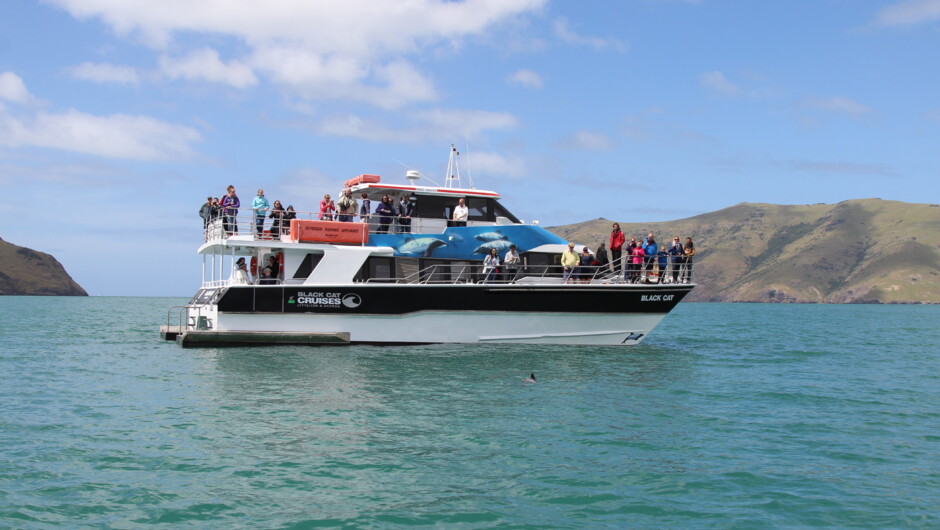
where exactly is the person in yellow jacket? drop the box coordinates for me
[561,242,579,283]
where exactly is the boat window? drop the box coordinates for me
[354,256,396,282]
[292,253,324,279]
[413,195,453,220]
[489,198,520,224]
[467,197,489,221]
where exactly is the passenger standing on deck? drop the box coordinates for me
[609,223,625,274]
[269,200,285,238]
[561,242,579,284]
[397,193,414,233]
[682,237,695,283]
[579,247,595,283]
[337,188,357,222]
[503,244,520,282]
[221,185,240,236]
[318,194,335,220]
[452,198,469,227]
[359,193,371,224]
[282,205,297,237]
[657,246,669,283]
[642,233,658,283]
[668,236,684,284]
[375,195,395,233]
[595,243,609,272]
[628,244,645,283]
[482,248,500,283]
[252,189,270,237]
[199,196,213,229]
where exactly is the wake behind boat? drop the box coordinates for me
[163,147,695,347]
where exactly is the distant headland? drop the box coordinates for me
[549,199,940,304]
[0,238,87,296]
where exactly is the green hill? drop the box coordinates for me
[0,238,87,296]
[547,199,940,303]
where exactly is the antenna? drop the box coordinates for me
[464,137,475,189]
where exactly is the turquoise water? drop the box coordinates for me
[1,298,938,528]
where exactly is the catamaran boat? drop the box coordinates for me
[163,147,695,346]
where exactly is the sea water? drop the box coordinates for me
[0,297,937,528]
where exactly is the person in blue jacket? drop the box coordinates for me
[251,189,270,237]
[642,233,658,283]
[657,246,669,283]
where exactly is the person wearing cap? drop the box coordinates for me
[233,257,251,285]
[561,242,579,283]
[199,196,217,241]
[668,236,684,284]
[503,244,520,282]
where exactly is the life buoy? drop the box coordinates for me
[250,256,258,278]
[276,252,284,279]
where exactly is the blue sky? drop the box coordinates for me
[2,0,939,296]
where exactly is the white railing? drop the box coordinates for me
[365,262,695,286]
[202,209,498,243]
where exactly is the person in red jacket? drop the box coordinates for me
[609,223,625,274]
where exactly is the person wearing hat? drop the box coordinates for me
[233,257,251,285]
[561,242,579,284]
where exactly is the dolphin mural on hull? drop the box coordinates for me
[474,239,514,255]
[396,237,448,257]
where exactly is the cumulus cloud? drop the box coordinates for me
[308,108,517,143]
[0,109,202,160]
[507,69,543,89]
[555,130,616,151]
[700,71,740,97]
[801,96,873,117]
[553,17,628,52]
[874,0,940,26]
[69,62,140,84]
[45,0,546,108]
[465,151,526,179]
[160,48,258,88]
[0,72,33,105]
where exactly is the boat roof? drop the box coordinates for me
[351,182,500,199]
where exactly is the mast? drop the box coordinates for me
[444,144,474,189]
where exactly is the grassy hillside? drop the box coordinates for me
[0,238,88,296]
[547,199,940,303]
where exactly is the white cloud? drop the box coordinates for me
[874,0,940,26]
[700,71,740,97]
[465,151,526,179]
[555,130,616,151]
[507,69,543,89]
[553,17,628,52]
[0,109,202,160]
[69,62,140,84]
[802,96,873,117]
[46,0,546,108]
[0,72,33,105]
[309,108,517,143]
[160,48,258,88]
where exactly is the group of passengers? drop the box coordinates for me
[231,255,281,286]
[199,185,472,239]
[553,224,695,284]
[604,223,695,284]
[199,186,297,239]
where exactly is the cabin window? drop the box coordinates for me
[354,256,396,282]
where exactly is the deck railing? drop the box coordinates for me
[366,262,694,286]
[202,210,507,243]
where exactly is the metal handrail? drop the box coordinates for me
[359,262,694,286]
